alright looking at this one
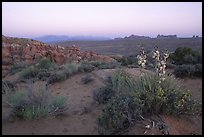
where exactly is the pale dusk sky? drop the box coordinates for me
[2,2,202,38]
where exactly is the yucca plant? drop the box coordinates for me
[152,47,169,82]
[134,73,201,115]
[96,47,201,135]
[137,47,147,75]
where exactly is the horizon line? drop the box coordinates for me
[2,34,202,39]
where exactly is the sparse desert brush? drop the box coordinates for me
[81,74,94,84]
[36,57,53,70]
[116,56,135,66]
[50,96,68,115]
[18,66,40,80]
[145,61,154,70]
[17,59,51,81]
[170,47,202,65]
[98,61,121,69]
[174,64,202,78]
[37,71,51,81]
[118,56,129,66]
[168,47,202,78]
[46,62,82,85]
[93,85,115,104]
[88,61,103,67]
[97,95,143,135]
[63,62,80,75]
[47,70,67,85]
[17,57,57,81]
[4,83,68,121]
[46,61,96,85]
[194,63,202,77]
[2,80,15,94]
[9,61,28,75]
[166,61,177,69]
[78,62,95,72]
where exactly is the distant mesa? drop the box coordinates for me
[114,34,184,40]
[157,34,177,39]
[192,35,200,38]
[114,35,151,40]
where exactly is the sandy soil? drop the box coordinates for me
[2,68,202,135]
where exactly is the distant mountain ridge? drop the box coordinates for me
[33,35,112,43]
[114,34,201,40]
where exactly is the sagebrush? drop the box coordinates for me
[5,84,68,120]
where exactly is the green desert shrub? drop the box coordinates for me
[98,62,121,69]
[37,71,51,81]
[7,90,27,107]
[6,86,50,120]
[78,63,95,72]
[47,70,67,85]
[18,58,50,80]
[18,66,40,80]
[48,96,68,116]
[194,63,202,77]
[134,73,201,115]
[2,80,15,94]
[22,105,49,121]
[115,55,138,67]
[46,62,95,85]
[36,57,53,70]
[6,84,68,120]
[97,95,143,135]
[9,61,28,75]
[173,64,202,78]
[127,56,138,65]
[63,62,80,75]
[145,60,154,69]
[46,62,81,85]
[96,70,201,134]
[51,96,67,113]
[89,61,103,68]
[119,56,129,66]
[174,64,194,78]
[166,62,177,69]
[17,58,56,81]
[81,74,94,84]
[93,85,115,104]
[79,61,121,71]
[169,47,202,65]
[111,69,136,95]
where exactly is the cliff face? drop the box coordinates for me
[2,36,115,77]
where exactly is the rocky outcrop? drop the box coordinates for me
[2,36,115,77]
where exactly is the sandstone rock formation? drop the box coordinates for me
[2,36,115,77]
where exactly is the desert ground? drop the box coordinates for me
[2,68,202,135]
[53,37,202,56]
